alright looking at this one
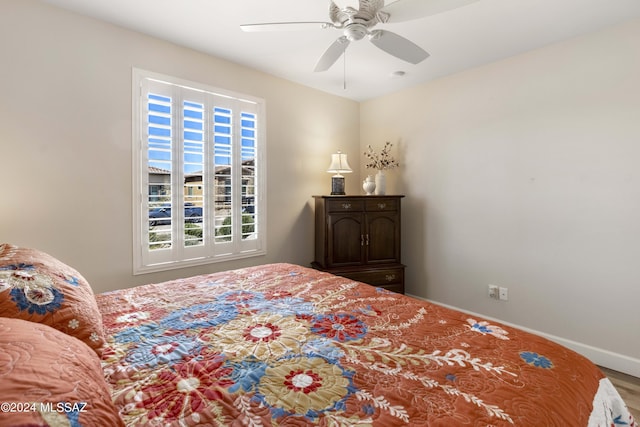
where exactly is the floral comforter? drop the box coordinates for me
[96,263,634,426]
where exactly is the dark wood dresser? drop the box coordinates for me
[312,195,405,293]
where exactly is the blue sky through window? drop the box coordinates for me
[148,93,172,172]
[146,100,257,172]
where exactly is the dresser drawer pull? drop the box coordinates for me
[385,274,396,282]
[378,203,386,209]
[342,203,352,209]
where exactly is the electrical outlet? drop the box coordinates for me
[488,285,498,299]
[499,287,508,301]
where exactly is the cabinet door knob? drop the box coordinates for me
[378,203,386,209]
[361,234,365,246]
[365,234,370,245]
[342,203,352,209]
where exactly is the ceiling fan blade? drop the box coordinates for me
[314,36,351,72]
[240,22,333,32]
[381,0,479,23]
[369,30,429,64]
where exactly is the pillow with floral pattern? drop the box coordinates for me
[0,243,105,355]
[0,317,124,426]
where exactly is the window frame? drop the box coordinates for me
[132,68,266,274]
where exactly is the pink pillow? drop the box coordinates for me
[0,317,124,426]
[0,243,106,355]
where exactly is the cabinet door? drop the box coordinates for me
[327,212,364,267]
[365,212,400,264]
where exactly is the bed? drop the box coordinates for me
[0,244,636,426]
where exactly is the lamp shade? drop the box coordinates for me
[326,151,352,175]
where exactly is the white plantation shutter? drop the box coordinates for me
[133,69,266,274]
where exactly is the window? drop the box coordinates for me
[133,69,265,274]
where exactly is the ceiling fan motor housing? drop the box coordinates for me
[344,22,368,41]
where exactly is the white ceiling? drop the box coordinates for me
[43,0,640,102]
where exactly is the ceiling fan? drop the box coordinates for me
[240,0,479,72]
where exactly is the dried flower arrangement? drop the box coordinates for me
[363,141,399,170]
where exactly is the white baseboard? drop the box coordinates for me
[407,294,640,378]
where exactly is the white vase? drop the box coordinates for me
[363,175,376,195]
[375,170,386,195]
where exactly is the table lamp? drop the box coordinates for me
[327,150,352,195]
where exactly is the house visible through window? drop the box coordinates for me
[133,69,265,274]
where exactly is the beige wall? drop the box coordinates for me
[361,19,640,374]
[0,1,360,291]
[2,1,638,375]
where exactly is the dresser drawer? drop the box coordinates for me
[343,267,403,286]
[335,266,404,294]
[365,198,398,212]
[326,199,365,212]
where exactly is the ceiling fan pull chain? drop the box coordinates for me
[343,46,347,90]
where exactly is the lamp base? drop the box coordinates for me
[331,176,345,195]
